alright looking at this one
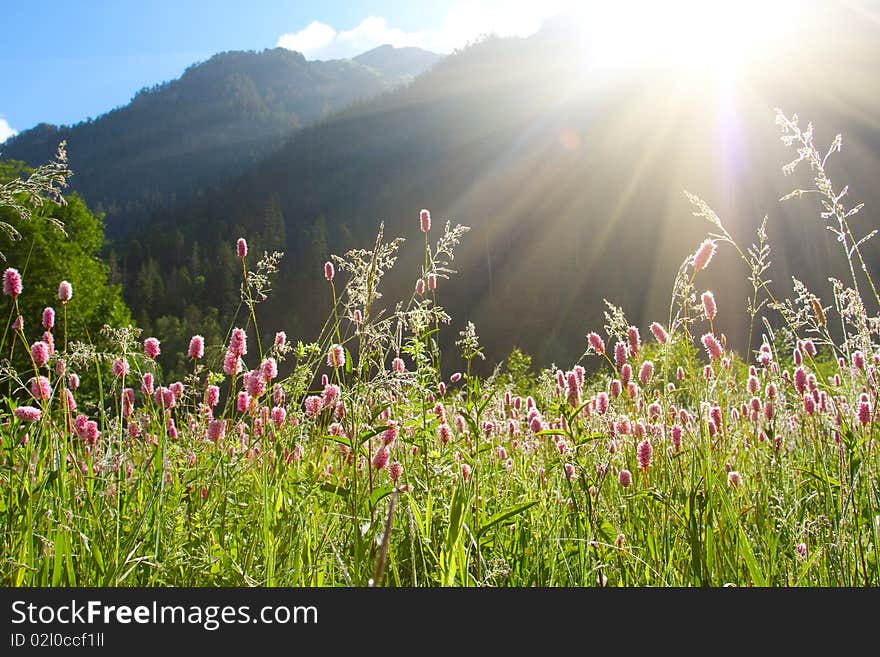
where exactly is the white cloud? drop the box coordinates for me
[276,1,575,60]
[0,118,17,144]
[276,20,338,54]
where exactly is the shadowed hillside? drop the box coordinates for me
[88,7,880,372]
[1,46,442,237]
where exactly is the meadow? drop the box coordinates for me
[1,109,878,587]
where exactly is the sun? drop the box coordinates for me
[570,0,800,82]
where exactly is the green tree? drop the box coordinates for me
[0,159,131,363]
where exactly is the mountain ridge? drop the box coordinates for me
[1,45,443,235]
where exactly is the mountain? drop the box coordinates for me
[0,46,442,237]
[87,7,880,373]
[354,44,444,81]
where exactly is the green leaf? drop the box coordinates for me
[476,501,538,538]
[370,485,394,509]
[319,482,350,498]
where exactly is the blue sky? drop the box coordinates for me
[0,0,566,141]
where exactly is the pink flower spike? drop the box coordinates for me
[324,261,335,282]
[701,333,723,360]
[650,322,669,344]
[2,267,22,298]
[274,331,286,350]
[372,446,390,470]
[188,335,205,360]
[701,291,717,321]
[112,357,130,378]
[14,406,42,423]
[144,337,161,359]
[692,239,717,273]
[207,419,226,443]
[42,307,55,330]
[206,385,220,408]
[236,238,248,258]
[30,341,49,367]
[419,209,431,233]
[229,328,247,356]
[637,439,653,471]
[328,344,345,369]
[58,280,73,303]
[30,376,51,401]
[627,326,641,358]
[587,332,606,356]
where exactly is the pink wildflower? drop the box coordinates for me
[42,307,55,330]
[30,341,49,367]
[58,280,72,303]
[587,332,606,356]
[392,356,405,374]
[260,357,278,381]
[372,446,389,470]
[794,366,807,395]
[207,419,226,443]
[419,208,431,233]
[610,379,622,398]
[236,238,248,258]
[614,341,627,368]
[229,327,247,357]
[274,331,286,350]
[388,461,403,484]
[627,326,641,358]
[618,469,632,488]
[324,261,335,282]
[122,388,134,418]
[30,375,51,401]
[271,406,287,429]
[701,291,717,321]
[637,439,653,471]
[3,267,22,297]
[14,406,41,423]
[639,361,654,386]
[701,333,723,360]
[143,337,160,359]
[327,344,345,368]
[692,239,717,273]
[223,350,242,376]
[304,395,324,416]
[853,351,865,371]
[859,400,871,426]
[111,357,129,378]
[650,322,669,344]
[206,385,220,407]
[188,335,205,360]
